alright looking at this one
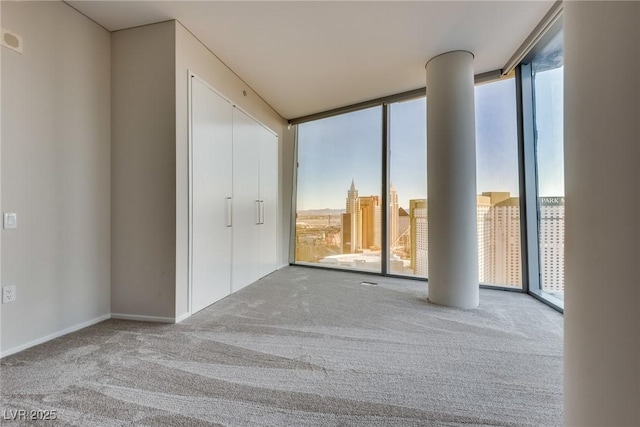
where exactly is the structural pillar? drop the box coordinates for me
[564,2,640,426]
[425,51,478,308]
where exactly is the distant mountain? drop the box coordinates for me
[297,208,345,216]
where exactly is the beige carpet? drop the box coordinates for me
[0,266,563,426]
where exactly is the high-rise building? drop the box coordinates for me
[539,197,564,292]
[477,195,493,283]
[397,207,410,256]
[492,195,521,285]
[340,213,354,253]
[389,185,399,246]
[409,199,428,276]
[477,192,522,287]
[343,179,360,253]
[409,192,523,285]
[359,195,381,250]
[340,180,382,252]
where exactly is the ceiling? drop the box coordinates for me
[67,1,554,120]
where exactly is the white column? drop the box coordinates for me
[564,2,640,426]
[425,51,478,309]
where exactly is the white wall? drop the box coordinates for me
[1,2,111,355]
[111,22,177,320]
[564,2,640,426]
[174,22,289,318]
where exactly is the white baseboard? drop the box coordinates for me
[0,313,111,359]
[278,263,289,270]
[174,312,191,323]
[110,313,175,323]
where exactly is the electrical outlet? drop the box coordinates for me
[2,285,16,304]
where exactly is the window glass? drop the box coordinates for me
[388,98,427,277]
[532,30,565,303]
[295,107,382,273]
[475,78,522,288]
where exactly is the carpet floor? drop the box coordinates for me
[1,266,563,426]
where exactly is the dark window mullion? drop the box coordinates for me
[381,104,390,275]
[518,63,544,298]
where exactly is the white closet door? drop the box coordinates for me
[259,130,278,277]
[191,77,233,313]
[232,108,261,292]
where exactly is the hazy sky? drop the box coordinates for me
[296,76,563,210]
[534,66,565,197]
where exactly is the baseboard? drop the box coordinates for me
[174,312,191,323]
[0,313,111,359]
[110,313,176,323]
[278,263,289,270]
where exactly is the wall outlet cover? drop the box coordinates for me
[2,285,17,304]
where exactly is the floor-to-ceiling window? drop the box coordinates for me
[387,98,427,277]
[294,106,382,272]
[292,21,563,313]
[475,77,522,289]
[533,30,565,304]
[519,22,564,309]
[293,83,524,285]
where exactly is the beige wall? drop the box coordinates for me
[564,2,640,425]
[0,7,294,352]
[1,2,111,355]
[174,22,289,318]
[111,22,177,319]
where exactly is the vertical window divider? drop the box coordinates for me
[289,125,299,265]
[518,63,544,299]
[381,104,390,275]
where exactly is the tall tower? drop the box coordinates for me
[410,199,429,276]
[389,184,399,248]
[342,179,360,253]
[359,195,381,250]
[539,197,564,291]
[346,179,359,214]
[478,192,522,287]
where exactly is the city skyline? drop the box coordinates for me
[296,179,564,291]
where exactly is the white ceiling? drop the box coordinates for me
[67,1,554,120]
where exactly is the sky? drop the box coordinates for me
[533,66,565,197]
[296,76,563,210]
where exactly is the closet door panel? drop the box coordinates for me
[232,108,261,291]
[191,77,233,313]
[259,130,279,277]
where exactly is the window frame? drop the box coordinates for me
[517,18,565,312]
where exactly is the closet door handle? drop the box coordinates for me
[260,200,265,224]
[226,197,232,227]
[255,200,261,225]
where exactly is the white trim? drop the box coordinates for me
[110,313,175,323]
[188,69,194,316]
[174,312,191,324]
[0,313,110,358]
